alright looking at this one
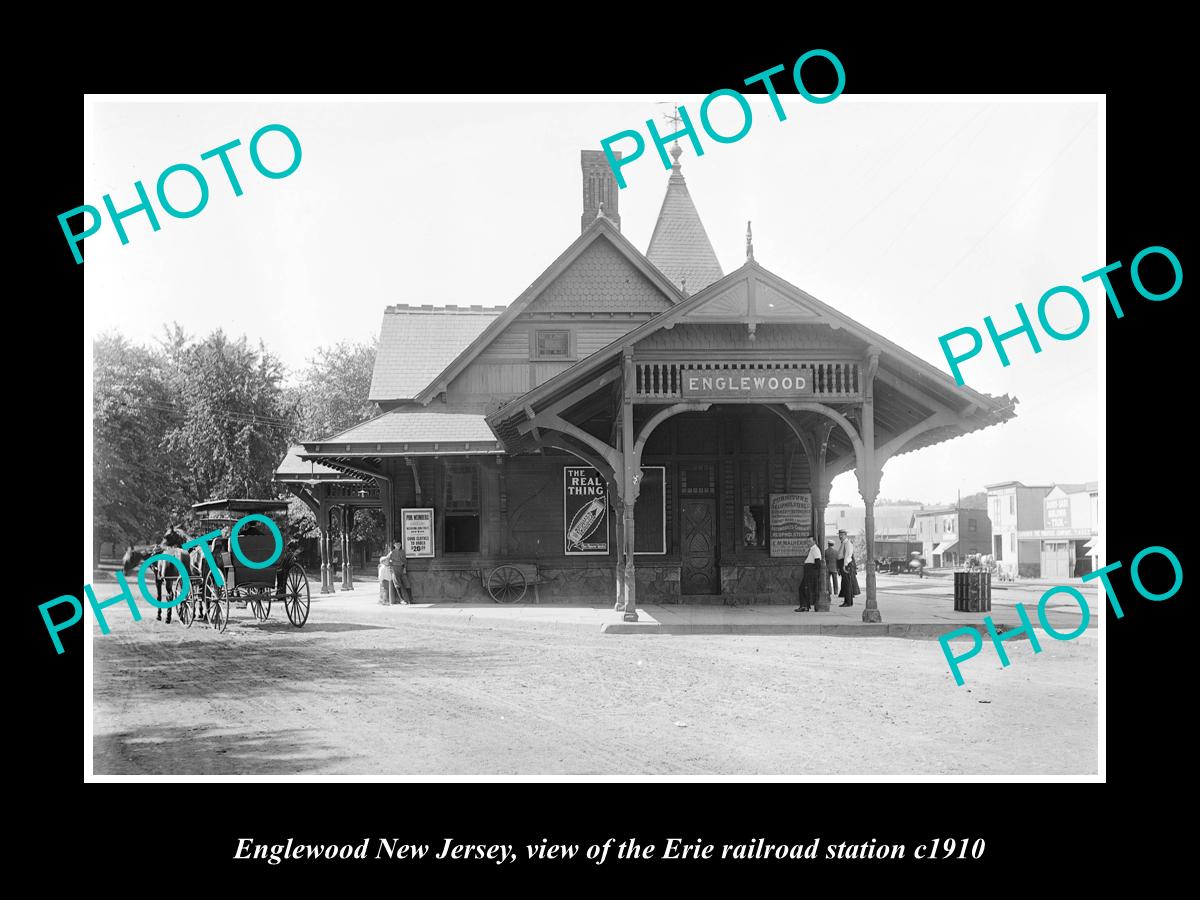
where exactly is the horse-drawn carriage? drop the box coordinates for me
[178,499,311,633]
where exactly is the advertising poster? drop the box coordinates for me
[564,466,609,555]
[769,493,811,557]
[401,508,435,558]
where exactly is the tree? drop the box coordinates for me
[291,340,378,441]
[288,339,386,549]
[93,333,187,548]
[160,327,297,515]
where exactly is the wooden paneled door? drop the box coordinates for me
[681,499,719,594]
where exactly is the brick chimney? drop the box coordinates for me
[581,149,620,233]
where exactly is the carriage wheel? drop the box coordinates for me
[487,565,527,604]
[284,564,310,627]
[249,592,271,621]
[205,572,230,633]
[176,579,193,626]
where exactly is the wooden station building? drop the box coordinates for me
[282,146,1016,621]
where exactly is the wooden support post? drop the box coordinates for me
[813,423,833,612]
[319,502,332,594]
[613,494,625,611]
[861,349,882,624]
[341,506,355,590]
[621,352,639,623]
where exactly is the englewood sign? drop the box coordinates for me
[681,366,813,400]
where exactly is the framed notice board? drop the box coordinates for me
[401,508,435,558]
[564,467,609,555]
[769,493,811,557]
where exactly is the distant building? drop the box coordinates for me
[985,480,1098,578]
[985,481,1053,577]
[912,506,992,568]
[824,502,922,538]
[1033,482,1099,577]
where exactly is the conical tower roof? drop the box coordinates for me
[645,144,724,295]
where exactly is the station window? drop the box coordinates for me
[532,329,573,360]
[968,518,977,532]
[443,463,480,553]
[740,461,767,548]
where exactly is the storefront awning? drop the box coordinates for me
[1083,537,1098,551]
[933,540,958,556]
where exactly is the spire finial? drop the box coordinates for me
[658,103,685,171]
[680,274,688,297]
[597,201,605,220]
[746,221,754,261]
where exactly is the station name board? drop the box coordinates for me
[680,366,813,399]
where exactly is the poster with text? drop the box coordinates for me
[564,466,609,555]
[769,493,812,557]
[401,508,435,558]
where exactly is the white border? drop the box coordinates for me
[83,93,1105,784]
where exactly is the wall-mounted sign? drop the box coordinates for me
[769,493,811,557]
[564,467,609,555]
[1046,497,1070,528]
[401,508,435,558]
[680,366,814,400]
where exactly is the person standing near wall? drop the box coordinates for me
[794,536,822,612]
[824,539,840,598]
[838,530,860,607]
[386,540,413,605]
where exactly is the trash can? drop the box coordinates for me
[953,570,991,612]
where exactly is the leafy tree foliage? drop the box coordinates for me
[160,328,296,513]
[93,328,387,552]
[93,333,187,549]
[290,340,378,441]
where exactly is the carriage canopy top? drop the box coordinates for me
[190,499,290,520]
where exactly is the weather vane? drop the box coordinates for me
[657,102,682,138]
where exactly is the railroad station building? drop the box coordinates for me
[280,146,1016,621]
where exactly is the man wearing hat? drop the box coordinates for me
[824,538,840,599]
[837,529,860,607]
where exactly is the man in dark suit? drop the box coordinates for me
[824,539,840,599]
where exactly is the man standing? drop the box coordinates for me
[838,529,859,607]
[824,539,840,599]
[386,540,413,605]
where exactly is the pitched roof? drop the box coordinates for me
[274,444,359,481]
[646,152,724,294]
[411,217,682,405]
[368,305,503,402]
[302,409,502,456]
[488,259,1016,456]
[1052,481,1098,494]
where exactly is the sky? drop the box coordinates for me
[85,97,1101,507]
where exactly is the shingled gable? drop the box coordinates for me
[369,304,503,404]
[486,258,1016,452]
[412,215,684,406]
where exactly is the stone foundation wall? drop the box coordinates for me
[407,562,803,605]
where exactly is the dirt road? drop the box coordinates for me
[92,599,1098,775]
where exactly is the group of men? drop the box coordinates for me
[794,528,862,612]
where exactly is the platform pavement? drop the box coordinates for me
[287,573,1097,638]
